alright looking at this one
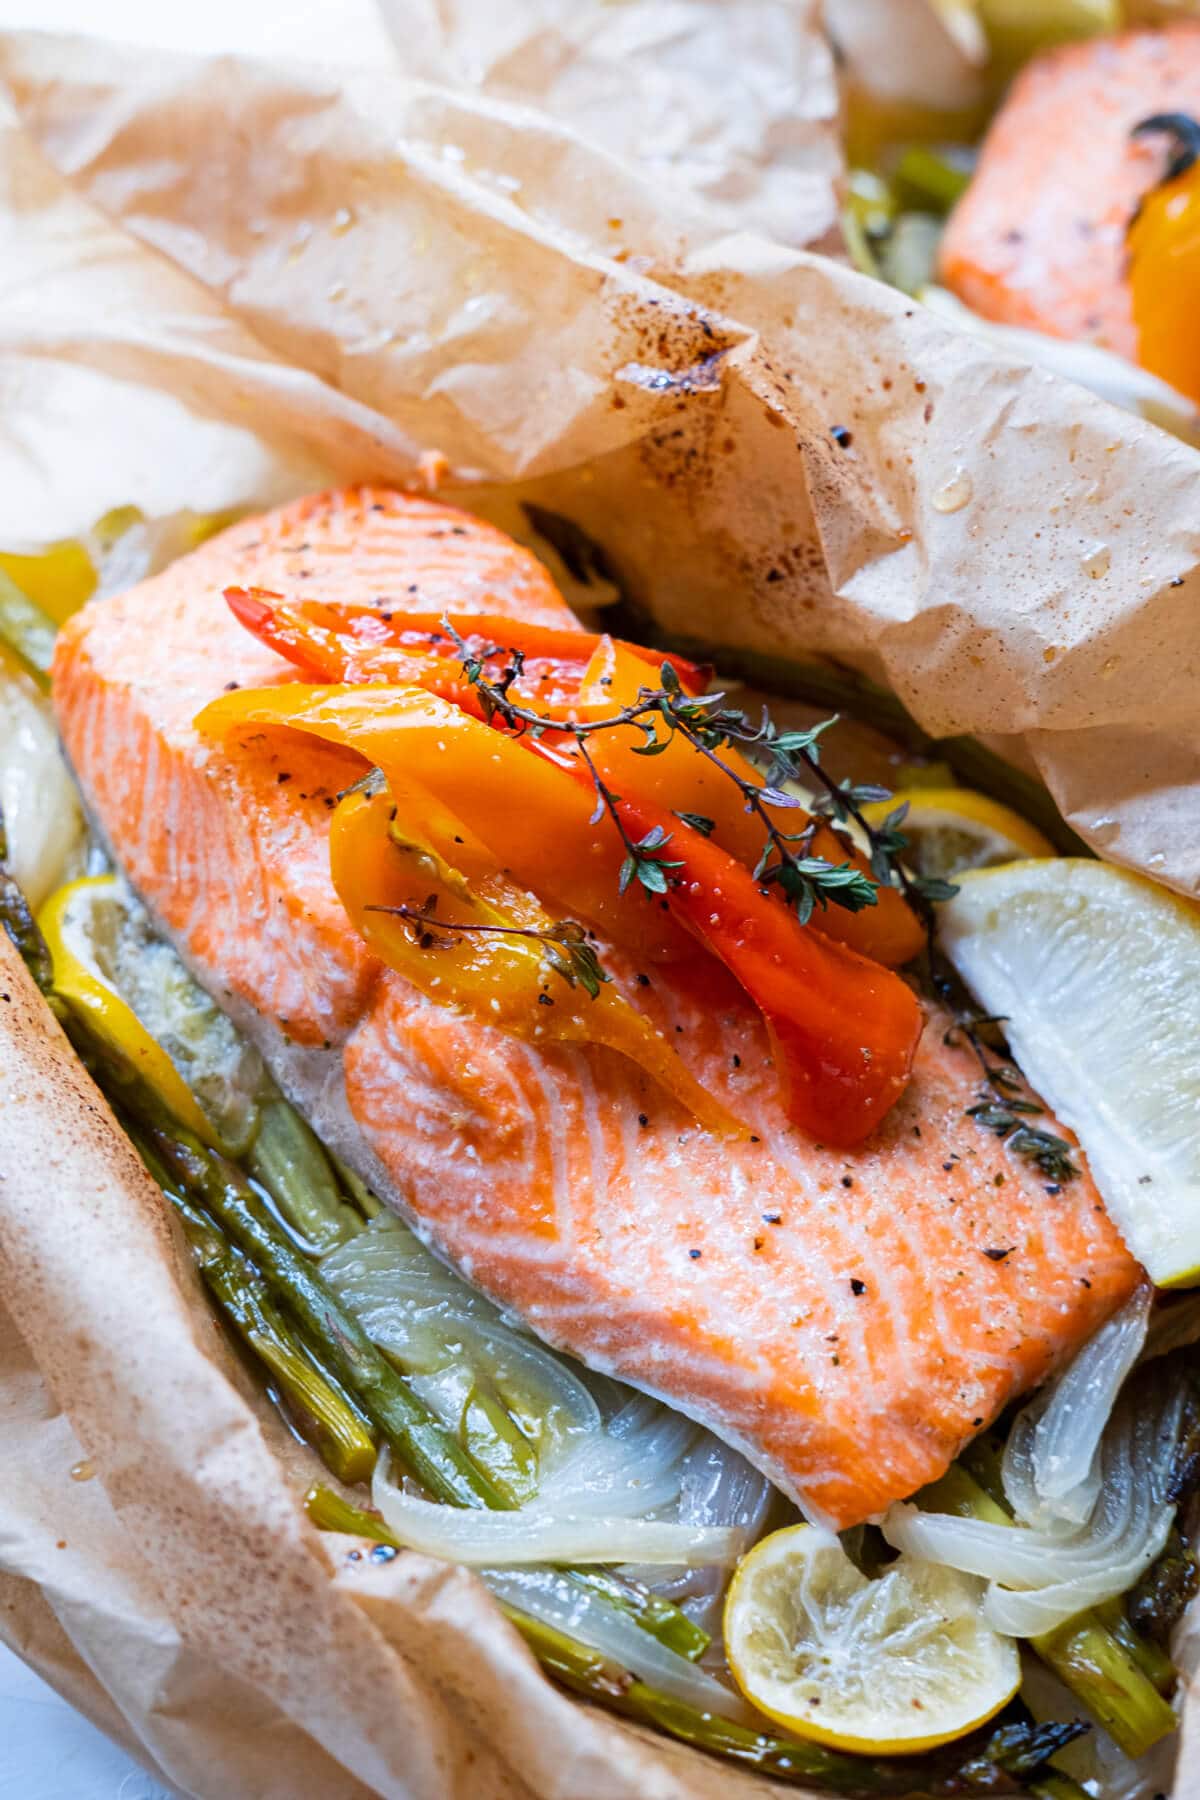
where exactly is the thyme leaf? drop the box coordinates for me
[365,898,611,999]
[951,1012,1079,1183]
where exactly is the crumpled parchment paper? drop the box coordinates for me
[0,11,1199,1797]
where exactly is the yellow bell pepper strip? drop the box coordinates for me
[224,587,709,709]
[0,538,96,627]
[198,685,921,1144]
[603,788,923,1146]
[329,788,740,1136]
[569,640,925,968]
[38,877,216,1144]
[1129,114,1200,407]
[196,683,695,965]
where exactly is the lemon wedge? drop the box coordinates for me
[724,1524,1019,1754]
[938,859,1200,1285]
[39,875,214,1143]
[864,787,1055,881]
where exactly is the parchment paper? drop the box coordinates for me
[0,13,1199,1798]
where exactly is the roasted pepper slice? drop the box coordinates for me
[224,587,708,709]
[570,640,924,967]
[197,683,695,965]
[1129,114,1200,406]
[330,787,739,1136]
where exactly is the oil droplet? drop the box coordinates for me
[1043,646,1059,664]
[1081,542,1111,579]
[1101,655,1120,678]
[331,206,356,235]
[931,467,973,514]
[70,1459,94,1482]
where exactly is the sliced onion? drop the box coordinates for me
[1003,1284,1152,1529]
[481,1566,752,1720]
[536,1398,697,1515]
[883,1380,1185,1637]
[0,677,84,909]
[620,1435,776,1626]
[372,1452,740,1566]
[322,1214,602,1455]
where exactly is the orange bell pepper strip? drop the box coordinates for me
[195,682,695,965]
[564,639,925,968]
[224,587,709,707]
[197,682,922,1144]
[329,787,740,1136]
[1129,115,1200,407]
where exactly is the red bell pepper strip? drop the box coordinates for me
[224,587,709,703]
[602,784,924,1146]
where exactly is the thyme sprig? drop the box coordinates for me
[448,620,932,927]
[365,895,610,999]
[945,1010,1079,1184]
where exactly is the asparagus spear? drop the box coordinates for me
[1094,1596,1176,1694]
[0,808,54,993]
[565,1568,709,1664]
[178,1189,376,1482]
[1127,1526,1199,1648]
[246,1096,363,1252]
[134,1110,514,1511]
[329,1151,383,1220]
[919,1465,1177,1757]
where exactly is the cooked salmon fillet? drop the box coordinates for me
[52,488,1139,1527]
[940,25,1200,358]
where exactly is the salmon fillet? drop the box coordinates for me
[940,25,1200,358]
[52,487,1139,1528]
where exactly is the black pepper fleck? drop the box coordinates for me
[689,1248,702,1260]
[850,1278,866,1296]
[984,1246,1015,1262]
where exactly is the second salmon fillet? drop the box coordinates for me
[52,488,1140,1528]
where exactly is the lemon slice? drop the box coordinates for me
[863,788,1055,881]
[39,876,214,1143]
[938,859,1200,1285]
[724,1524,1019,1754]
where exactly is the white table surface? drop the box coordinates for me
[0,7,394,1794]
[0,1648,173,1800]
